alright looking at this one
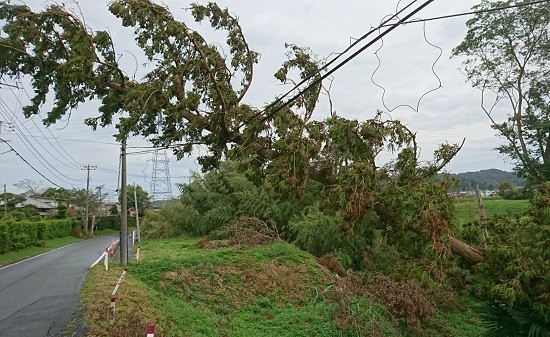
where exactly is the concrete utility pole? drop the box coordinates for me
[120,137,128,265]
[133,182,141,243]
[82,164,97,236]
[3,183,7,215]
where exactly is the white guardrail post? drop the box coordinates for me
[90,240,119,270]
[104,248,109,270]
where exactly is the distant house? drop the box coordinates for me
[102,201,121,215]
[0,196,69,216]
[28,195,67,208]
[482,190,499,197]
[14,196,56,216]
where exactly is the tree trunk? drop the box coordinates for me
[448,236,484,264]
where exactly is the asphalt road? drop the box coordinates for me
[0,237,115,337]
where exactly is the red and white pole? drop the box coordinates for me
[110,296,116,325]
[146,325,154,337]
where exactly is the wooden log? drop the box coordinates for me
[449,236,484,264]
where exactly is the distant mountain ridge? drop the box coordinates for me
[444,169,524,191]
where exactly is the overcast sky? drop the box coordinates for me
[0,0,515,199]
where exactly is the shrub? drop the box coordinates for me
[0,218,77,254]
[141,201,201,238]
[291,203,345,257]
[95,215,121,231]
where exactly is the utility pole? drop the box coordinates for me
[120,137,128,265]
[475,185,488,250]
[133,182,140,243]
[3,183,7,215]
[82,164,96,236]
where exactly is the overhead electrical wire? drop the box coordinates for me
[0,100,82,183]
[253,0,436,125]
[370,20,442,112]
[237,0,424,128]
[0,139,64,188]
[381,0,550,27]
[0,105,80,186]
[4,134,120,146]
[244,0,550,126]
[18,84,83,167]
[4,88,81,170]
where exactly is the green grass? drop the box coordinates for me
[0,235,83,266]
[453,197,530,228]
[429,296,487,337]
[84,237,404,336]
[82,237,490,336]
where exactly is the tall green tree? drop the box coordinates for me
[2,1,474,262]
[452,0,550,183]
[0,1,261,169]
[125,184,150,217]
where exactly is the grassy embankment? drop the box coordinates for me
[82,238,487,337]
[0,229,119,266]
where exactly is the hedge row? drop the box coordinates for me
[94,215,135,231]
[0,219,78,254]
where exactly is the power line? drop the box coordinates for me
[256,0,436,125]
[245,0,550,126]
[382,0,550,27]
[0,108,75,184]
[240,0,424,128]
[0,94,80,171]
[23,135,120,146]
[18,84,82,167]
[0,139,63,188]
[0,105,81,183]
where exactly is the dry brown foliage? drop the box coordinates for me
[339,274,435,334]
[316,254,348,277]
[223,216,280,247]
[346,191,374,220]
[423,204,451,254]
[197,237,229,249]
[161,258,317,309]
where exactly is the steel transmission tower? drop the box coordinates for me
[150,148,173,201]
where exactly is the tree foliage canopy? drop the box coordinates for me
[124,184,150,216]
[0,0,262,168]
[1,0,465,255]
[452,0,550,183]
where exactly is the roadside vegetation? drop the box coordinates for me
[84,237,487,337]
[0,229,119,267]
[0,235,83,266]
[82,163,549,336]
